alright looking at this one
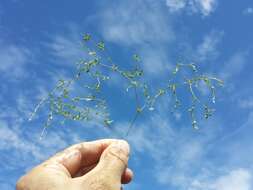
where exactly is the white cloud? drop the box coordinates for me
[243,7,253,15]
[189,169,252,190]
[166,0,187,12]
[100,0,174,46]
[196,30,224,62]
[166,0,217,16]
[0,117,87,172]
[0,42,31,79]
[170,29,224,68]
[0,120,44,164]
[47,25,84,66]
[198,0,216,16]
[220,51,248,80]
[139,45,171,75]
[211,169,252,190]
[49,35,83,65]
[98,0,173,76]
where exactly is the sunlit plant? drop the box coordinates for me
[29,34,224,138]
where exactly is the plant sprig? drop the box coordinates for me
[29,33,224,138]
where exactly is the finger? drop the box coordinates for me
[74,164,133,184]
[88,140,130,183]
[121,168,134,184]
[45,139,120,177]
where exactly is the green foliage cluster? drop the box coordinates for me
[29,34,223,138]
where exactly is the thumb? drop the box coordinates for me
[92,140,130,182]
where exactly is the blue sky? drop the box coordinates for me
[0,0,253,189]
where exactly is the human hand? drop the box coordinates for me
[16,139,133,190]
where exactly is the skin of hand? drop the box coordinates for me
[16,139,133,190]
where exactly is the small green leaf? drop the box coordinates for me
[97,42,105,50]
[158,89,165,96]
[73,113,81,121]
[63,89,69,98]
[83,34,91,41]
[133,54,141,62]
[169,84,177,94]
[104,119,113,126]
[137,107,143,113]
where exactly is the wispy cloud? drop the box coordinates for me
[46,24,84,66]
[97,0,174,76]
[166,0,217,16]
[220,51,248,80]
[174,29,224,66]
[196,30,224,62]
[243,7,253,15]
[100,0,174,46]
[166,0,186,12]
[0,42,32,79]
[139,45,172,75]
[0,120,44,167]
[0,117,87,172]
[190,168,252,190]
[211,169,252,190]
